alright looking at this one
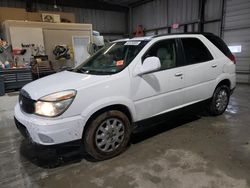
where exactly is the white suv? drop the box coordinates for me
[15,33,236,160]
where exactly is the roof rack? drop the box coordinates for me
[152,32,216,38]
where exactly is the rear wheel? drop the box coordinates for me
[83,110,131,160]
[208,85,230,116]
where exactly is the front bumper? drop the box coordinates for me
[14,104,85,146]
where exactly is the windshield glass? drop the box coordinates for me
[75,41,148,75]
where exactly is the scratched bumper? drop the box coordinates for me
[14,104,85,146]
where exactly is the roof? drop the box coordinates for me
[112,32,216,43]
[152,32,215,38]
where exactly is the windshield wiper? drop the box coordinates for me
[75,67,91,74]
[77,67,115,75]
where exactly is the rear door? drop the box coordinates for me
[179,36,218,105]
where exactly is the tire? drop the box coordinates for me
[208,85,230,116]
[83,110,131,161]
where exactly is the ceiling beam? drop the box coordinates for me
[51,0,128,11]
[19,0,128,12]
[129,0,154,8]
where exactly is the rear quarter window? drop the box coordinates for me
[204,34,233,58]
[181,38,214,65]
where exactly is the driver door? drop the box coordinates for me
[131,39,185,121]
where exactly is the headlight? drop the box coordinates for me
[35,90,76,117]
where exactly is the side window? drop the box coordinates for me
[205,34,233,58]
[143,39,177,70]
[181,38,213,65]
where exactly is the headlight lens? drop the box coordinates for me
[35,90,76,117]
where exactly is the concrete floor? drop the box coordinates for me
[0,84,250,188]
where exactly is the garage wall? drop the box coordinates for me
[131,0,199,35]
[222,0,250,83]
[167,0,199,25]
[132,0,168,32]
[0,0,127,40]
[72,8,126,40]
[203,0,223,36]
[131,0,250,83]
[131,0,222,36]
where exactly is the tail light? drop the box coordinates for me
[229,54,236,64]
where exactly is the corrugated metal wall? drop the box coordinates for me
[131,0,249,83]
[168,0,199,24]
[0,0,127,40]
[0,0,25,8]
[203,0,223,36]
[131,0,222,36]
[132,0,168,31]
[223,0,250,83]
[131,0,200,34]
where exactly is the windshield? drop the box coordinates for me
[75,41,148,75]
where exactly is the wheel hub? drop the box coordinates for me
[216,89,228,112]
[95,118,125,152]
[107,129,116,142]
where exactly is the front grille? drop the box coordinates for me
[19,89,35,114]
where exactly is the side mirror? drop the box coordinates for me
[138,56,161,75]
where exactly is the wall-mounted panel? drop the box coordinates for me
[9,27,44,49]
[204,0,223,21]
[131,0,199,33]
[132,0,168,31]
[224,0,250,30]
[224,28,250,79]
[76,9,126,34]
[223,0,250,83]
[168,0,199,25]
[204,22,221,36]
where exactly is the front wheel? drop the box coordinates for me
[208,85,230,116]
[83,110,131,160]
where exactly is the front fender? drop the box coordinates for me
[81,96,136,125]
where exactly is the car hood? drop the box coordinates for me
[22,71,110,100]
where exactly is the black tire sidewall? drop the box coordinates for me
[83,110,131,160]
[209,85,230,116]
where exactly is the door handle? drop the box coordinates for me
[212,64,217,68]
[175,72,183,77]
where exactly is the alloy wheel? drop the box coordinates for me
[95,118,125,152]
